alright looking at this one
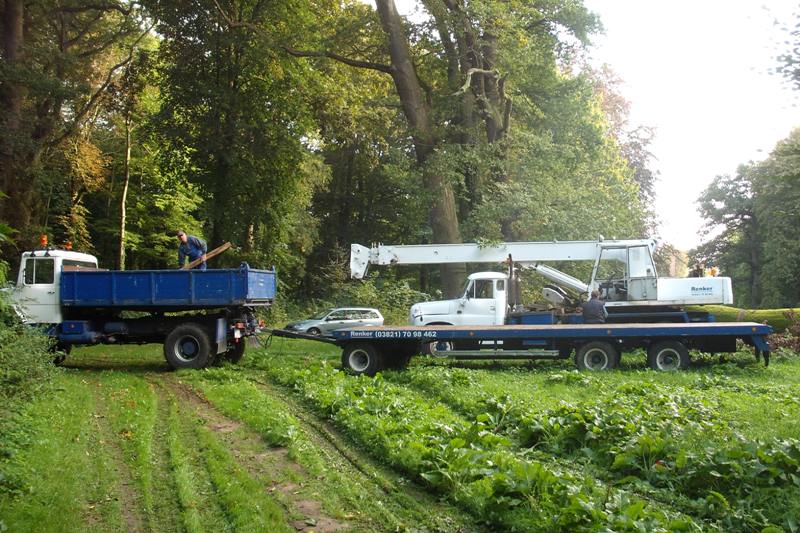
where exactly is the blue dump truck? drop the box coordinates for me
[9,249,276,369]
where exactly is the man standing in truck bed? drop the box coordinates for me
[177,230,208,270]
[581,290,608,324]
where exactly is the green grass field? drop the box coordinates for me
[2,339,799,531]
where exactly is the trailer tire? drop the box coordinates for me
[341,343,384,376]
[421,340,454,357]
[224,341,246,363]
[575,341,619,371]
[647,340,689,371]
[164,323,213,369]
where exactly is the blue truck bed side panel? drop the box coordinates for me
[60,266,276,308]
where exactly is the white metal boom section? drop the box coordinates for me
[350,238,656,279]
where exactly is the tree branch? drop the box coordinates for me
[50,23,154,148]
[210,0,392,73]
[284,46,393,74]
[452,68,500,95]
[58,3,132,16]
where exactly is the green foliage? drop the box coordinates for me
[695,128,800,309]
[255,356,699,531]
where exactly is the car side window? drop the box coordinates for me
[366,311,378,319]
[329,311,346,320]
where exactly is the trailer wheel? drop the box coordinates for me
[647,341,689,371]
[575,341,619,371]
[421,340,454,357]
[341,343,384,376]
[164,323,213,369]
[224,341,246,363]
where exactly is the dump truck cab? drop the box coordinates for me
[10,249,99,324]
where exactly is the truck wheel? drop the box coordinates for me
[575,341,619,371]
[164,323,213,369]
[647,341,689,371]
[224,341,246,363]
[421,340,453,357]
[341,343,384,376]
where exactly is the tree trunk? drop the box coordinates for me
[0,0,34,242]
[375,0,466,297]
[118,116,132,269]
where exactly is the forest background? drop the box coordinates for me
[1,0,799,312]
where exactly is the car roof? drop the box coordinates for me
[331,307,381,312]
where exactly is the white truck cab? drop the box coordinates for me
[410,272,508,326]
[10,249,98,324]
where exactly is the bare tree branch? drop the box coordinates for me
[452,68,499,95]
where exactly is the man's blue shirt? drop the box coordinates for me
[178,235,208,270]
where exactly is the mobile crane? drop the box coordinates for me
[350,237,732,326]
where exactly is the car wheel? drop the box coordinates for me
[575,341,619,371]
[647,340,689,371]
[307,327,322,336]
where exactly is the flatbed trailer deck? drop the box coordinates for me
[271,322,773,376]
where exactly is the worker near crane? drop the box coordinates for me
[581,290,608,324]
[176,230,208,270]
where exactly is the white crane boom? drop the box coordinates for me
[350,238,656,279]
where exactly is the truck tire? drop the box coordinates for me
[341,343,384,376]
[421,340,454,357]
[164,323,213,369]
[647,340,689,371]
[575,341,619,371]
[224,341,246,363]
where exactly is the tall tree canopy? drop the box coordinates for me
[2,0,656,303]
[694,128,800,308]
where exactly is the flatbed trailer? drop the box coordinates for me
[273,322,773,376]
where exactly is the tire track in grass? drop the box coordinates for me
[239,374,486,533]
[89,380,147,533]
[156,378,345,533]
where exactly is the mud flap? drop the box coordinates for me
[215,318,227,354]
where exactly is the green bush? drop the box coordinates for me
[0,261,54,404]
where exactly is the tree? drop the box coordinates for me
[146,0,324,272]
[0,0,146,249]
[282,0,605,296]
[693,166,762,307]
[754,129,800,307]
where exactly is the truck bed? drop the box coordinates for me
[60,264,276,310]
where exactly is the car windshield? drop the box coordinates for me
[309,309,333,320]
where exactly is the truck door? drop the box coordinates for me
[13,257,62,324]
[459,278,499,325]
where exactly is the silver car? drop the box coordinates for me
[285,307,384,336]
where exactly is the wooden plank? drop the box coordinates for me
[181,241,232,270]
